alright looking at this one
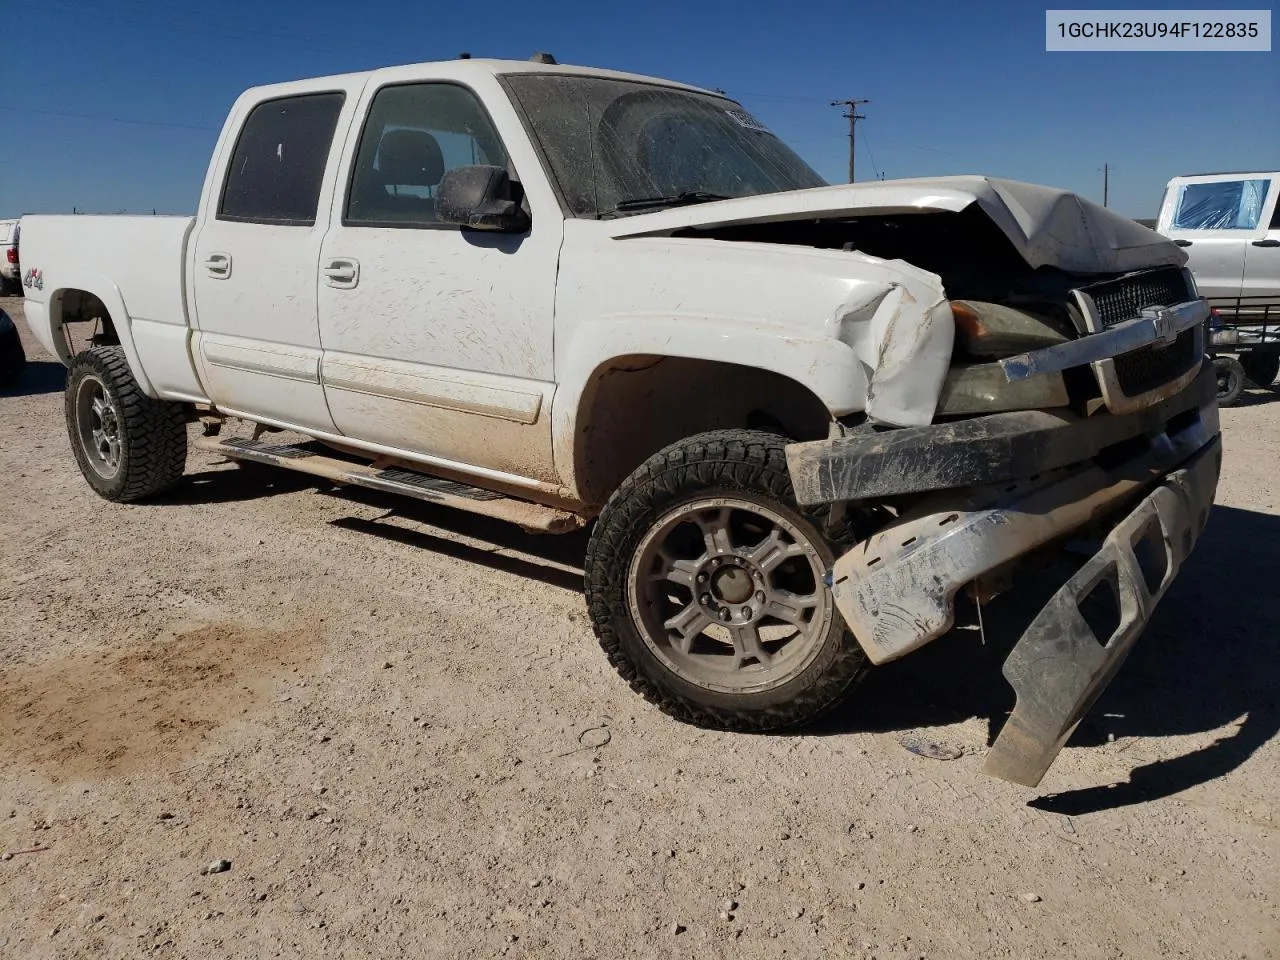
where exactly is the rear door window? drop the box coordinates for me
[218,92,345,226]
[1172,178,1272,230]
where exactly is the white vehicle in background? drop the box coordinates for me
[0,219,20,295]
[1158,171,1280,403]
[17,56,1221,786]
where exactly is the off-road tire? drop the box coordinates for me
[1214,355,1246,407]
[0,321,25,390]
[1240,352,1280,390]
[65,346,187,501]
[584,429,869,732]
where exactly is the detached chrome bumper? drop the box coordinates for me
[983,440,1219,785]
[801,368,1221,785]
[827,390,1218,665]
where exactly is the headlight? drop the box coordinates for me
[950,300,1072,359]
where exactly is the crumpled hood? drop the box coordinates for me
[605,176,1185,274]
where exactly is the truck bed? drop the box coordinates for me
[19,215,198,399]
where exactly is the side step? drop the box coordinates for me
[194,436,584,533]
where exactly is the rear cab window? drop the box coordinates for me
[218,92,346,225]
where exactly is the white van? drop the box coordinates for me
[1158,172,1280,322]
[0,219,19,295]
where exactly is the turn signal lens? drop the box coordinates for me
[950,301,987,342]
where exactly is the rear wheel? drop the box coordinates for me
[1240,352,1279,390]
[65,346,188,501]
[585,429,869,732]
[1214,355,1246,407]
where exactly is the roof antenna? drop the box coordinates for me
[530,51,557,64]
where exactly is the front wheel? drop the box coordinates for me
[584,430,868,732]
[65,346,188,501]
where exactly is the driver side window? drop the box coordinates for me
[346,83,509,228]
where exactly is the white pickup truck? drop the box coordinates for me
[19,56,1221,785]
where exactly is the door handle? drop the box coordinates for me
[323,258,360,289]
[205,252,232,278]
[1252,239,1280,248]
[1173,239,1192,247]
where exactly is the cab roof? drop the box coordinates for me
[245,57,726,101]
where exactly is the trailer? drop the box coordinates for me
[1209,301,1280,406]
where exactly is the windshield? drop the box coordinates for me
[502,74,827,218]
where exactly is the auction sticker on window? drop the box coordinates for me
[1046,9,1270,50]
[726,110,772,134]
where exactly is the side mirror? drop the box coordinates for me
[436,165,530,232]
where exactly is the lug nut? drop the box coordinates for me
[697,572,708,583]
[701,594,713,606]
[742,606,752,619]
[755,591,766,603]
[719,608,732,622]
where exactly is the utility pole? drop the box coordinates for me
[830,98,870,183]
[1103,163,1110,207]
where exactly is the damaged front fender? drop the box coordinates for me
[838,273,954,427]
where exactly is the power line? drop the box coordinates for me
[723,90,832,105]
[830,98,870,183]
[859,124,883,180]
[0,105,219,132]
[16,0,351,54]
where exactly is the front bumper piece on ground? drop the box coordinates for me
[786,365,1221,786]
[982,440,1219,785]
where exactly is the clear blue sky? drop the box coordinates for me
[2,0,1276,219]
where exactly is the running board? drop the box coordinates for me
[194,436,584,533]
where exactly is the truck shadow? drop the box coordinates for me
[2,360,66,397]
[158,463,590,589]
[821,503,1279,811]
[1223,386,1280,408]
[162,462,323,505]
[322,487,590,594]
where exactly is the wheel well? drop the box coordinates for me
[574,356,834,506]
[52,288,118,360]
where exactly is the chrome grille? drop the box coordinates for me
[1112,329,1199,398]
[1081,268,1193,329]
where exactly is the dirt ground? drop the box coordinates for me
[1,295,1276,960]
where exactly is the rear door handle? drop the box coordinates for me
[1173,239,1192,247]
[1252,239,1280,248]
[323,258,360,289]
[205,252,232,278]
